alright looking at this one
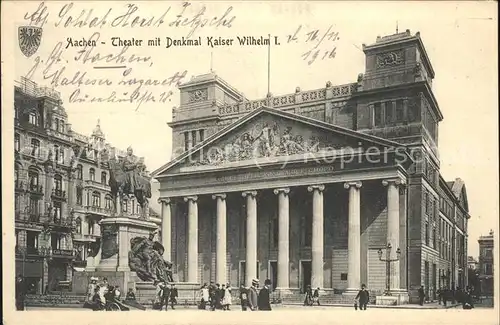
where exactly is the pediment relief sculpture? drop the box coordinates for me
[188,121,354,166]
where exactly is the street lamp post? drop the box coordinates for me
[378,242,401,296]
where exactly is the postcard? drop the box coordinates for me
[1,1,498,324]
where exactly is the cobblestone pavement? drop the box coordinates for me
[18,305,498,325]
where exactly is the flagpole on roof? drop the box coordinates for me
[267,34,271,96]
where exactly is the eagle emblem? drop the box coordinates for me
[18,26,42,58]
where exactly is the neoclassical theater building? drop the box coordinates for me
[153,30,470,303]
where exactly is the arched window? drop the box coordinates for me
[105,196,113,210]
[76,164,83,180]
[101,171,107,185]
[15,133,20,152]
[55,119,59,131]
[75,217,82,234]
[30,139,40,156]
[28,111,40,126]
[28,168,39,188]
[53,174,63,191]
[89,168,95,181]
[92,192,101,207]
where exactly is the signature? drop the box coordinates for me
[25,39,187,111]
[23,2,236,38]
[287,25,340,65]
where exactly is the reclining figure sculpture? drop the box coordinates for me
[129,230,173,284]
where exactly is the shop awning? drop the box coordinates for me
[72,266,86,272]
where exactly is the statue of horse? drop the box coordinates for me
[101,148,152,219]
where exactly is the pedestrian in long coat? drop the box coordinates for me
[418,286,425,306]
[15,275,27,311]
[247,279,259,311]
[355,284,369,310]
[258,279,272,311]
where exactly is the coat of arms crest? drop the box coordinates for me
[18,26,42,58]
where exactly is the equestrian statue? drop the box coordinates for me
[101,146,152,219]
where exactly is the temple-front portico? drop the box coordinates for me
[153,106,412,300]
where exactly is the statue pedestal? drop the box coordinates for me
[96,217,158,272]
[72,216,158,295]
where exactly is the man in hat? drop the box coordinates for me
[355,284,370,311]
[258,279,272,311]
[248,279,259,311]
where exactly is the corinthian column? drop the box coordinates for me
[344,181,362,293]
[307,184,325,290]
[274,188,290,291]
[212,193,227,285]
[382,178,405,291]
[158,198,172,261]
[184,196,198,283]
[242,190,258,286]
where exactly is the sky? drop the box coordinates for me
[3,1,498,257]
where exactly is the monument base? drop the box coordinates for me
[135,282,201,305]
[72,216,159,296]
[376,290,409,305]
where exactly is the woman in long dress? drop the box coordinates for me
[222,284,232,310]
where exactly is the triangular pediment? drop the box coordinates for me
[153,107,404,176]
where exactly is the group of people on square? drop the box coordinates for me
[197,278,273,311]
[153,282,179,311]
[199,283,233,310]
[84,276,140,311]
[303,285,321,306]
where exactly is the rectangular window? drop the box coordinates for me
[340,273,348,281]
[26,231,38,248]
[199,129,205,142]
[76,187,83,205]
[395,99,404,122]
[184,132,189,151]
[385,101,394,123]
[432,227,437,249]
[51,234,62,249]
[15,134,20,151]
[374,103,383,126]
[425,221,429,245]
[191,130,197,147]
[53,201,62,220]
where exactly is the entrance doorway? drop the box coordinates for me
[300,260,312,293]
[268,261,278,291]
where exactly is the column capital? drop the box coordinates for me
[343,181,362,190]
[382,178,406,187]
[307,184,325,193]
[184,195,198,202]
[212,193,227,200]
[242,190,257,198]
[158,197,171,205]
[273,188,290,195]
